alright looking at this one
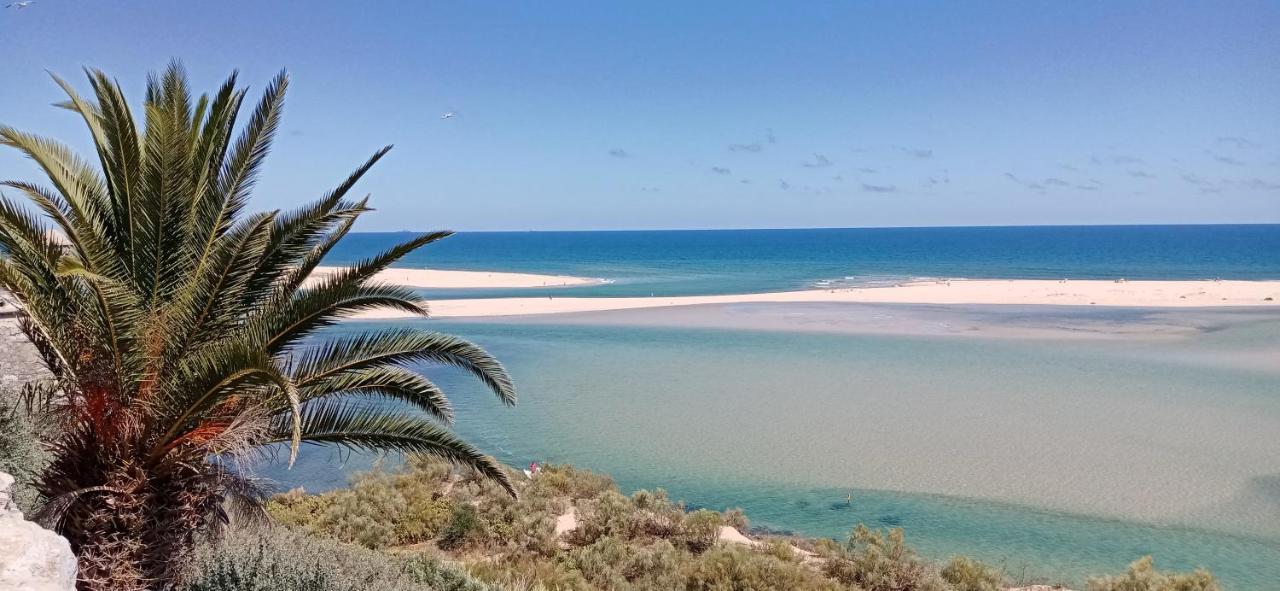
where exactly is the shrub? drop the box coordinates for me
[822,525,947,591]
[941,556,1005,591]
[403,557,495,591]
[465,555,589,590]
[571,537,687,590]
[264,488,335,529]
[1086,556,1219,591]
[439,503,486,550]
[267,459,458,548]
[526,463,615,500]
[683,545,844,591]
[761,539,799,563]
[181,526,487,591]
[721,508,749,531]
[678,509,723,554]
[0,384,51,509]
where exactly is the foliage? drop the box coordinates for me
[683,545,845,591]
[0,384,52,508]
[678,509,723,554]
[439,503,485,551]
[180,526,490,591]
[822,525,947,591]
[1086,556,1219,591]
[0,63,517,589]
[941,556,1005,591]
[264,455,1222,591]
[569,537,686,590]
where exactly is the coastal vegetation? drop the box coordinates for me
[187,456,1217,591]
[0,64,516,590]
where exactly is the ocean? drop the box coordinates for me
[325,225,1280,298]
[267,225,1280,589]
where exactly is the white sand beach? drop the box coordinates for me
[307,266,602,289]
[342,278,1280,319]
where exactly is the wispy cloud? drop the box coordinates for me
[1242,178,1280,191]
[1058,163,1079,172]
[896,146,934,159]
[1181,173,1213,187]
[1004,173,1046,192]
[862,183,897,193]
[779,179,791,190]
[766,129,777,144]
[740,179,752,184]
[608,148,631,158]
[802,153,833,168]
[1180,173,1224,193]
[1217,136,1261,149]
[728,143,764,153]
[856,167,877,174]
[710,166,732,175]
[1043,178,1071,187]
[1207,151,1245,166]
[1091,154,1144,166]
[1128,170,1157,179]
[639,186,661,193]
[832,175,844,182]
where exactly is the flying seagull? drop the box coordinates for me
[440,112,456,120]
[6,1,35,8]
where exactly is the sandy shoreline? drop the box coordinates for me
[308,266,602,289]
[343,278,1280,319]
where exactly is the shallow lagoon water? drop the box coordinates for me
[268,304,1280,589]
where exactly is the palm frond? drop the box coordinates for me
[271,401,515,496]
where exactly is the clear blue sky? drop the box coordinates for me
[2,1,1278,230]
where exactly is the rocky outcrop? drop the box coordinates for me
[0,471,77,591]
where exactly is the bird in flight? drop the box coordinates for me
[6,1,35,8]
[440,112,456,120]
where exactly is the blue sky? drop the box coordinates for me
[2,1,1278,230]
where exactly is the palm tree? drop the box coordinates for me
[0,63,517,591]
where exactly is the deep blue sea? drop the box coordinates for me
[326,225,1280,297]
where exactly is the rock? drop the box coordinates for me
[0,471,77,591]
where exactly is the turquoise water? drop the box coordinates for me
[270,308,1280,589]
[325,225,1280,298]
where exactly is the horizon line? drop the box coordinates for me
[360,222,1280,234]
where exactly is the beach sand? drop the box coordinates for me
[342,278,1280,319]
[307,266,602,289]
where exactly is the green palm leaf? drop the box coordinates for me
[0,64,519,590]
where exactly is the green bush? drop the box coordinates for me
[439,503,486,550]
[266,458,458,548]
[0,384,51,510]
[822,525,947,591]
[526,463,614,500]
[721,508,748,531]
[571,537,687,590]
[760,539,799,563]
[683,545,844,591]
[1087,556,1219,591]
[264,488,335,529]
[181,526,488,591]
[941,555,1005,591]
[678,509,723,554]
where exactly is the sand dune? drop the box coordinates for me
[307,266,602,289]
[343,278,1280,319]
